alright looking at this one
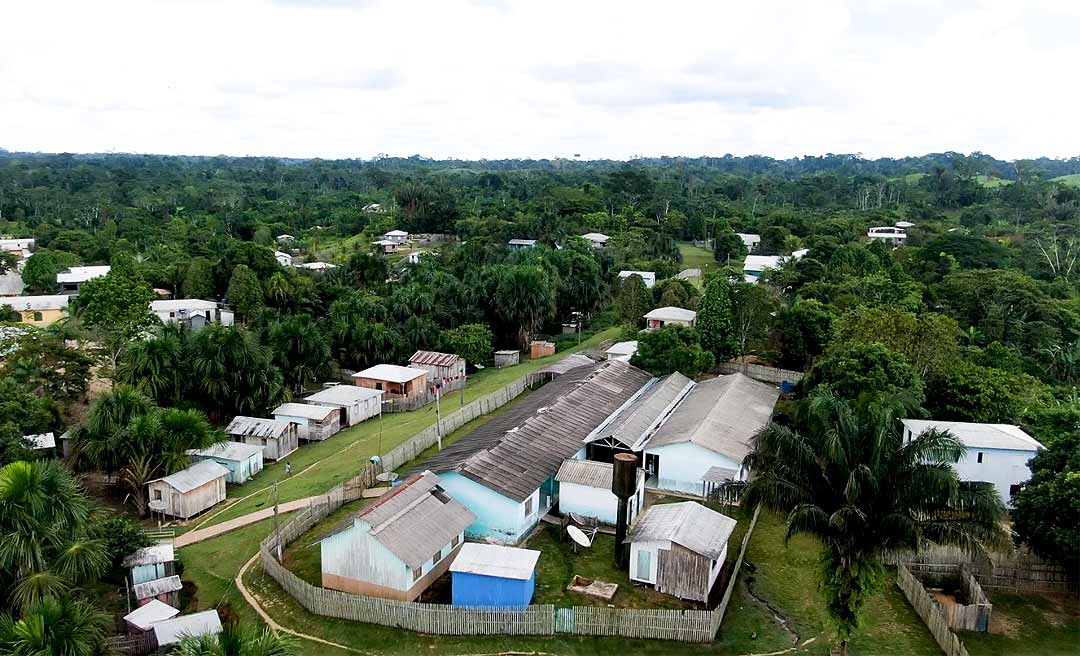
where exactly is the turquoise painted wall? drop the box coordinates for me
[439,472,538,543]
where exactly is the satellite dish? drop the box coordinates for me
[375,471,398,483]
[567,524,596,548]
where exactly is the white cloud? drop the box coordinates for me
[0,0,1077,160]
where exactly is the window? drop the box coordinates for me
[1009,484,1022,498]
[524,497,533,516]
[152,489,162,501]
[432,550,441,565]
[977,452,984,464]
[451,535,460,548]
[412,566,423,581]
[33,312,43,322]
[636,549,652,580]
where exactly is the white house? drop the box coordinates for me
[642,373,779,494]
[604,340,639,361]
[900,419,1043,507]
[0,238,34,258]
[225,416,298,461]
[643,306,697,330]
[373,239,400,254]
[895,221,916,229]
[272,402,342,441]
[384,229,410,244]
[151,610,222,648]
[150,299,234,329]
[626,501,737,602]
[508,239,537,250]
[741,252,807,283]
[555,458,644,526]
[304,385,383,426]
[274,251,293,267]
[867,226,907,246]
[581,232,610,249]
[618,270,656,289]
[295,261,338,271]
[319,471,475,601]
[56,265,110,294]
[146,461,228,519]
[275,234,295,244]
[736,233,761,252]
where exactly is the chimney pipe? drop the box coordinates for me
[612,453,637,567]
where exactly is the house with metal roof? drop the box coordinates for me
[133,574,183,607]
[123,599,179,634]
[603,340,639,362]
[23,432,57,453]
[56,265,110,293]
[582,372,694,463]
[425,359,653,544]
[0,237,35,258]
[1,295,70,325]
[618,270,656,288]
[275,251,293,267]
[123,544,176,586]
[188,441,264,484]
[409,350,466,382]
[626,501,737,602]
[555,458,645,526]
[507,238,537,250]
[150,299,233,329]
[305,385,383,426]
[225,416,298,461]
[146,460,228,519]
[737,233,761,252]
[643,306,697,330]
[901,419,1044,506]
[641,373,779,494]
[152,610,222,648]
[320,471,475,601]
[351,364,429,400]
[581,232,610,249]
[272,402,342,441]
[384,229,410,243]
[450,543,541,607]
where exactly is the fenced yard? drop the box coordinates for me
[905,562,992,632]
[897,563,972,656]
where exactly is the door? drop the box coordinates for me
[644,453,659,478]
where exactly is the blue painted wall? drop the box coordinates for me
[452,571,535,607]
[439,472,539,543]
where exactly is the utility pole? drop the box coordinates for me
[460,374,466,409]
[435,384,443,450]
[272,483,282,561]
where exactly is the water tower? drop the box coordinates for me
[611,452,638,567]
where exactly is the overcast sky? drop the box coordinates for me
[2,0,1078,161]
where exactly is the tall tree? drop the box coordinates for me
[188,324,285,419]
[494,266,556,347]
[696,276,736,360]
[743,391,1006,656]
[267,316,333,394]
[72,271,158,366]
[226,264,264,322]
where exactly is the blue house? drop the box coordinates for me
[450,543,540,607]
[188,442,264,484]
[122,544,176,586]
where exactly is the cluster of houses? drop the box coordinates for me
[314,355,1047,608]
[120,544,222,649]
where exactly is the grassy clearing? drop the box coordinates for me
[976,175,1014,189]
[678,242,717,273]
[1052,173,1080,188]
[186,328,619,530]
[960,592,1079,656]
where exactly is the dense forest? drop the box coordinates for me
[0,150,1078,652]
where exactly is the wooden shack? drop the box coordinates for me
[133,574,183,607]
[188,441,264,484]
[529,341,555,359]
[225,416,298,461]
[304,385,383,426]
[408,350,466,382]
[272,402,342,441]
[146,461,228,519]
[494,350,520,367]
[123,544,176,586]
[351,364,428,400]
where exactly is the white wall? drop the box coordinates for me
[559,475,645,526]
[644,442,743,494]
[903,428,1037,507]
[321,519,408,591]
[629,540,669,584]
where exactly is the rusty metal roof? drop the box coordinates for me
[225,416,292,440]
[409,350,463,367]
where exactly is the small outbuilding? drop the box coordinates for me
[409,350,466,383]
[352,364,429,400]
[373,239,400,254]
[152,610,222,648]
[494,349,520,368]
[529,340,556,359]
[274,251,294,267]
[188,442,264,485]
[146,461,228,519]
[626,501,737,603]
[556,458,645,526]
[618,270,656,289]
[643,306,697,330]
[604,341,638,361]
[450,542,541,607]
[133,574,183,608]
[23,432,56,455]
[508,238,537,250]
[384,229,410,244]
[305,385,383,426]
[272,402,342,441]
[736,233,761,252]
[581,232,609,249]
[123,544,176,586]
[122,599,179,635]
[225,416,298,461]
[320,471,476,601]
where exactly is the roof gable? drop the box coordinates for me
[626,502,736,559]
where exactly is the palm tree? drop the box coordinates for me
[267,316,333,394]
[116,323,189,405]
[742,390,1006,656]
[494,266,556,347]
[0,596,107,656]
[171,623,295,656]
[264,272,293,308]
[189,324,286,419]
[0,461,109,610]
[75,385,155,472]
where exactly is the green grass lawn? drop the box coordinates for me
[678,241,717,274]
[960,592,1079,656]
[976,175,1014,189]
[185,328,620,530]
[1051,173,1080,188]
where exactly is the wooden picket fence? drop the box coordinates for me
[716,362,804,385]
[897,564,971,656]
[710,504,761,636]
[905,563,992,632]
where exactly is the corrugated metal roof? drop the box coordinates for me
[645,373,779,462]
[272,402,338,420]
[0,273,25,296]
[148,461,229,493]
[588,373,694,449]
[225,416,291,439]
[643,306,697,322]
[123,599,179,631]
[449,543,540,580]
[150,299,218,312]
[2,295,69,311]
[556,459,613,488]
[23,432,56,449]
[152,610,222,646]
[533,353,595,376]
[133,575,182,600]
[409,350,462,367]
[675,268,701,280]
[702,466,740,483]
[123,544,175,568]
[625,502,736,559]
[56,265,111,284]
[305,385,383,406]
[453,360,653,502]
[351,364,428,384]
[189,441,263,462]
[900,420,1043,452]
[334,472,476,570]
[604,341,638,356]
